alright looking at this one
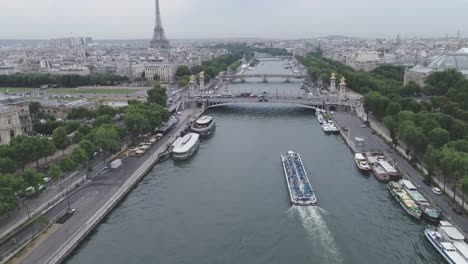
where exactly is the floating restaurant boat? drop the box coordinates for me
[171,133,200,160]
[379,160,401,181]
[280,151,317,206]
[388,181,422,219]
[400,180,441,223]
[425,221,468,264]
[191,116,216,137]
[354,153,371,171]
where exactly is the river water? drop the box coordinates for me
[66,60,442,264]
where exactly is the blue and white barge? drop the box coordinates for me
[280,151,317,206]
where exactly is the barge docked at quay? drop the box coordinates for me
[280,151,317,206]
[400,180,441,223]
[365,152,400,181]
[388,181,422,219]
[190,115,216,137]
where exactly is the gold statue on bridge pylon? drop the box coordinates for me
[340,76,346,86]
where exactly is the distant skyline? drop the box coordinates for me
[1,0,467,40]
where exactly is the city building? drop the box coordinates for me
[404,47,468,86]
[403,66,433,86]
[145,64,175,83]
[0,106,22,145]
[0,96,32,134]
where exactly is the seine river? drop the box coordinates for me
[66,60,442,264]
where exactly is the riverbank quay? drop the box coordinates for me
[8,108,204,264]
[332,112,468,234]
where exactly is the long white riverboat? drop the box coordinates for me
[280,151,317,206]
[172,133,200,160]
[191,116,216,137]
[425,221,468,264]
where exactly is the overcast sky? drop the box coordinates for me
[1,0,467,39]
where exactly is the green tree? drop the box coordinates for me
[147,83,168,107]
[124,112,151,136]
[29,102,41,120]
[460,177,468,209]
[60,157,77,172]
[428,128,450,148]
[92,114,113,126]
[175,65,191,78]
[94,126,121,158]
[383,116,398,146]
[71,147,88,165]
[22,168,43,188]
[0,158,16,174]
[38,138,56,163]
[10,136,38,170]
[48,163,62,181]
[52,127,71,155]
[95,105,117,118]
[79,139,96,159]
[386,102,402,116]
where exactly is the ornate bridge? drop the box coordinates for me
[183,95,356,113]
[255,55,292,60]
[223,74,309,82]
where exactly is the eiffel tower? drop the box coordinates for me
[150,0,170,49]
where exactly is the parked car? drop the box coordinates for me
[422,178,431,186]
[453,207,463,215]
[432,187,442,195]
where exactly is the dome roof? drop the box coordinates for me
[428,48,468,72]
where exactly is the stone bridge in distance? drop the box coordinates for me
[223,73,309,82]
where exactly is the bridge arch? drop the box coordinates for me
[204,100,323,111]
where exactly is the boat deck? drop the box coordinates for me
[281,151,317,206]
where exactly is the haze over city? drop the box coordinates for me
[1,0,467,39]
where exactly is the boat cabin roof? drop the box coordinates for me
[441,225,466,241]
[173,133,199,153]
[355,153,365,160]
[379,161,398,174]
[196,116,212,125]
[454,241,468,259]
[400,180,417,190]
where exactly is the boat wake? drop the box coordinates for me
[288,206,343,264]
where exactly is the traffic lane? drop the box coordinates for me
[19,140,173,262]
[21,188,111,264]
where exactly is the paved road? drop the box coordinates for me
[19,109,199,264]
[333,112,468,233]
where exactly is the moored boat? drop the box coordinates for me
[172,133,200,160]
[328,120,340,135]
[280,151,317,206]
[354,153,371,171]
[425,221,468,264]
[388,181,422,219]
[400,180,441,223]
[366,153,390,181]
[322,123,332,135]
[191,116,216,137]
